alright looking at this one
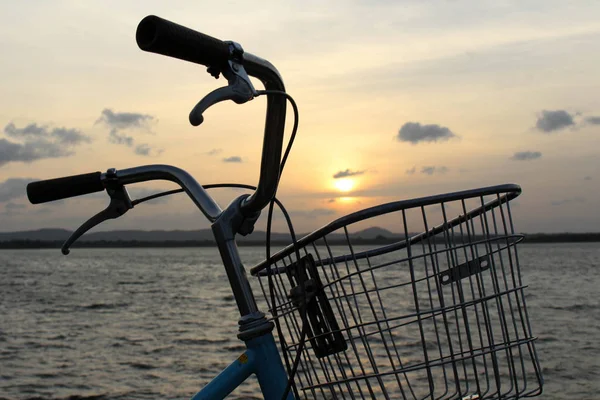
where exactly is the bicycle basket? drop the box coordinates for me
[250,184,543,400]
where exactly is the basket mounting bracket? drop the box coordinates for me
[287,254,347,358]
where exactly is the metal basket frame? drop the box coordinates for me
[251,184,543,400]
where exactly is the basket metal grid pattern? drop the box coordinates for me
[251,185,543,400]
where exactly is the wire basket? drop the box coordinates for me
[250,184,543,400]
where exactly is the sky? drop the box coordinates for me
[1,0,599,234]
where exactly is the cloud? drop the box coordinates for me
[405,167,416,175]
[223,156,242,163]
[5,122,91,145]
[207,148,223,156]
[333,169,365,179]
[1,122,91,167]
[106,131,160,157]
[421,166,448,175]
[584,176,592,181]
[52,127,92,145]
[4,122,46,137]
[95,109,154,131]
[0,139,70,166]
[0,178,36,202]
[327,199,336,203]
[134,144,150,156]
[134,144,162,156]
[551,197,584,206]
[108,129,134,146]
[396,122,457,144]
[96,109,160,156]
[535,110,575,133]
[585,116,600,125]
[511,151,542,161]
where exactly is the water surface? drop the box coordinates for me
[1,244,598,399]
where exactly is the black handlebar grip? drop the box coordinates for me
[27,172,104,204]
[136,15,231,68]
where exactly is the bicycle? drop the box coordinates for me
[26,15,543,400]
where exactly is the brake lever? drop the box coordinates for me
[189,42,257,126]
[61,184,133,255]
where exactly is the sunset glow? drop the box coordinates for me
[334,179,355,192]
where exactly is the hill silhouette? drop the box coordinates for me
[0,227,598,249]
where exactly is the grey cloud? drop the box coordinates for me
[4,122,46,137]
[551,197,584,206]
[134,144,150,156]
[511,151,542,161]
[1,122,90,166]
[0,178,36,202]
[134,144,162,157]
[327,199,336,203]
[108,129,134,147]
[421,166,435,175]
[0,138,72,167]
[96,109,154,131]
[333,169,365,179]
[585,116,600,125]
[97,109,160,155]
[223,156,242,163]
[207,148,223,156]
[52,127,91,145]
[406,167,416,175]
[397,122,457,144]
[5,122,91,145]
[584,176,592,181]
[536,110,575,133]
[421,166,448,175]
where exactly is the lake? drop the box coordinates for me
[1,244,598,399]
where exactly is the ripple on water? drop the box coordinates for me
[77,303,130,311]
[1,245,598,399]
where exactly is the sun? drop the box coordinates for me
[334,178,354,192]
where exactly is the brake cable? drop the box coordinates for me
[256,90,309,400]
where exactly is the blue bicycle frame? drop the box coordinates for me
[191,334,293,399]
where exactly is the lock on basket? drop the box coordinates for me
[250,184,543,400]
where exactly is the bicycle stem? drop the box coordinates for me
[212,195,261,316]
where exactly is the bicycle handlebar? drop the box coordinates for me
[136,15,230,69]
[115,165,222,221]
[26,165,223,222]
[27,17,289,225]
[135,15,287,217]
[27,172,104,204]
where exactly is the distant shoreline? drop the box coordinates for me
[1,233,599,249]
